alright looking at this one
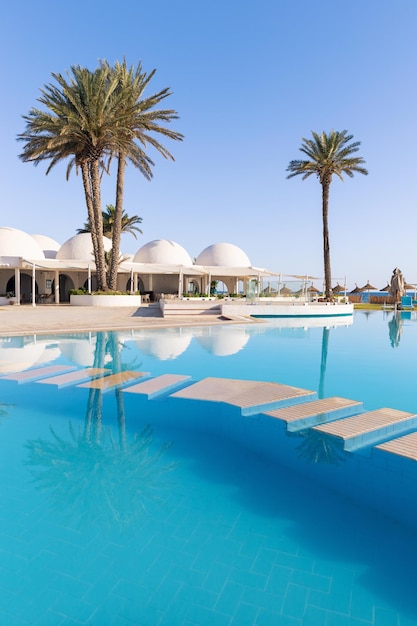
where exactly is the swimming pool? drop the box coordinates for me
[1,311,417,625]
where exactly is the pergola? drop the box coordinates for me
[3,256,280,306]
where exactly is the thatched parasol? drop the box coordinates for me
[361,280,377,291]
[361,280,377,303]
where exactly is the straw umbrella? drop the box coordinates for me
[361,280,377,302]
[332,283,346,294]
[349,284,363,294]
[280,285,292,296]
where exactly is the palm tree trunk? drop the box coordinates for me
[109,152,125,291]
[80,161,100,289]
[321,179,332,299]
[90,160,108,291]
[318,327,330,399]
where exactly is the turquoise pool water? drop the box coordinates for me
[1,311,417,625]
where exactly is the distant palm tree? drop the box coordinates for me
[287,130,368,300]
[77,204,143,239]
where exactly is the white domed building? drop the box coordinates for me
[31,234,61,259]
[132,239,199,299]
[0,225,277,307]
[0,227,46,303]
[195,242,257,296]
[196,242,251,267]
[56,233,112,262]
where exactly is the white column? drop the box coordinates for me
[15,268,21,305]
[54,270,60,303]
[32,263,36,307]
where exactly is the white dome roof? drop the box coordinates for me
[0,343,46,374]
[134,328,192,360]
[196,242,251,267]
[56,233,112,261]
[31,234,60,259]
[0,227,45,259]
[196,327,250,356]
[133,239,193,265]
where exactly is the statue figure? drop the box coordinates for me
[389,267,405,305]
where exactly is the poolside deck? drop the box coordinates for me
[170,377,316,415]
[313,407,417,450]
[123,374,191,399]
[1,364,77,382]
[262,397,363,431]
[375,431,417,460]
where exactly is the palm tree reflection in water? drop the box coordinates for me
[25,332,176,531]
[295,326,345,466]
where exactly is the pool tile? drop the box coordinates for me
[251,546,277,576]
[308,588,352,614]
[281,582,309,619]
[213,579,245,615]
[274,551,315,573]
[290,569,331,593]
[374,605,402,625]
[265,563,294,596]
[51,591,96,622]
[229,566,268,590]
[302,605,328,626]
[349,586,376,622]
[48,572,89,599]
[326,613,372,626]
[230,600,259,625]
[183,595,232,625]
[256,607,300,625]
[203,561,230,594]
[33,610,67,626]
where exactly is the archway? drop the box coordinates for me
[7,274,38,304]
[127,277,145,293]
[52,274,75,303]
[211,280,228,295]
[186,279,199,295]
[83,276,98,292]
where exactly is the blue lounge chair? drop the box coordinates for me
[401,295,413,309]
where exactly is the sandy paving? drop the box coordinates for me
[0,303,254,336]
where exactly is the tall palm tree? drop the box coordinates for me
[18,64,122,290]
[18,60,182,292]
[102,60,183,290]
[286,130,368,300]
[77,204,143,239]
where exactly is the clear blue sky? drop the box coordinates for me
[2,0,416,289]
